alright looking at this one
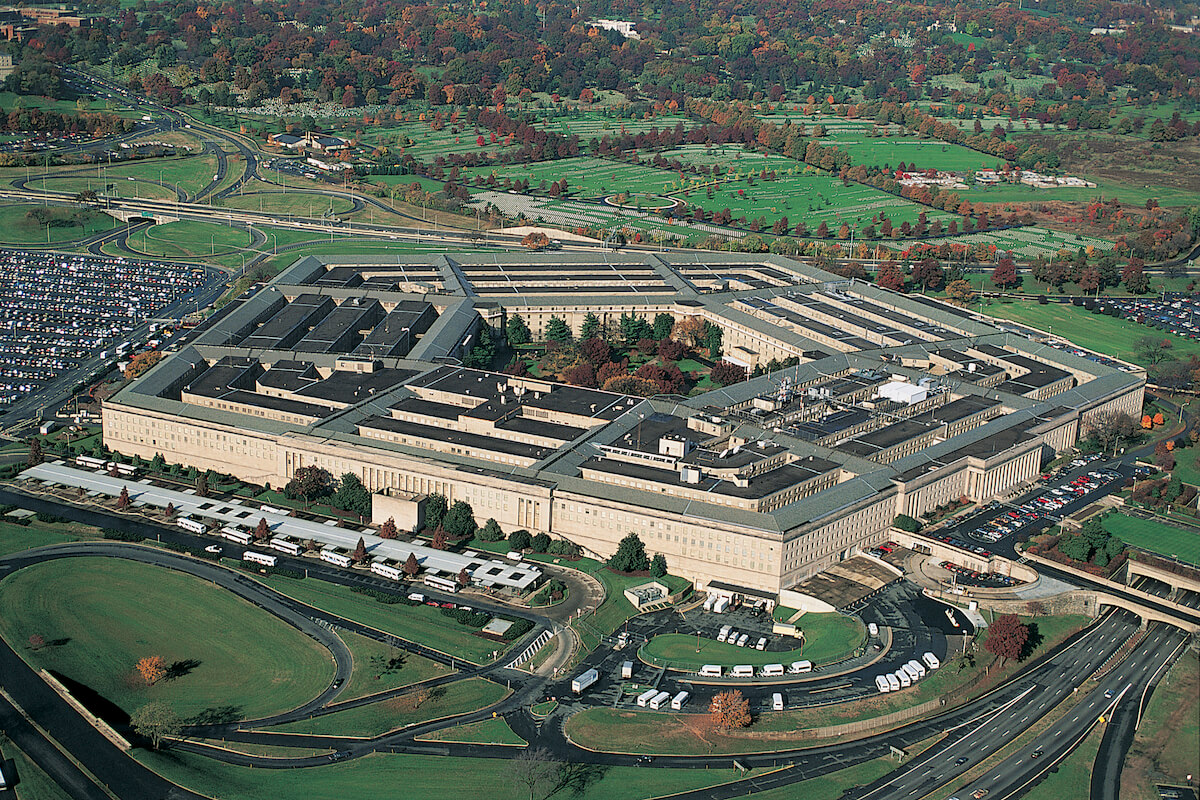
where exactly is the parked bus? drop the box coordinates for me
[875,675,891,693]
[371,559,404,581]
[886,673,900,692]
[220,527,251,545]
[648,691,671,710]
[760,664,785,677]
[258,504,291,517]
[76,455,107,470]
[731,665,754,678]
[176,517,206,534]
[922,652,941,670]
[771,693,784,711]
[636,689,658,707]
[789,660,813,674]
[907,659,927,680]
[320,548,352,567]
[243,551,277,567]
[699,664,723,677]
[424,573,459,593]
[269,537,303,556]
[670,691,690,710]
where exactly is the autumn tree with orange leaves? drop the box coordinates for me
[708,689,751,730]
[136,655,167,685]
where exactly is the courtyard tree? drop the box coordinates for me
[286,466,332,507]
[254,517,271,541]
[131,702,182,750]
[544,316,572,345]
[442,500,477,539]
[708,689,752,729]
[478,518,504,542]
[506,314,531,347]
[425,493,447,530]
[509,528,532,551]
[651,553,668,578]
[608,532,649,573]
[378,517,399,539]
[580,312,603,341]
[710,360,746,387]
[892,514,921,533]
[333,473,372,519]
[652,313,675,341]
[403,552,420,577]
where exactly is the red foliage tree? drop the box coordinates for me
[378,517,398,539]
[710,361,747,387]
[983,614,1029,665]
[403,552,420,576]
[254,517,271,541]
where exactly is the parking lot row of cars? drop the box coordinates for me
[1101,294,1200,343]
[0,252,207,408]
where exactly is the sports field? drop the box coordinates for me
[0,557,334,719]
[1102,514,1200,566]
[638,613,865,670]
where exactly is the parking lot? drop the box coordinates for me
[0,251,208,409]
[1099,294,1200,342]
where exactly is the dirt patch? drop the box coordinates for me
[1020,133,1200,194]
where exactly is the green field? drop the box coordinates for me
[358,120,522,161]
[830,136,993,173]
[338,630,454,701]
[126,219,256,259]
[217,190,355,218]
[639,613,865,670]
[32,154,222,198]
[256,575,507,664]
[1120,652,1199,800]
[533,113,695,137]
[572,566,692,653]
[0,518,87,557]
[27,175,179,202]
[1101,514,1200,566]
[0,558,335,719]
[980,300,1200,366]
[0,90,141,118]
[269,677,509,737]
[415,716,525,745]
[136,749,758,800]
[0,204,118,244]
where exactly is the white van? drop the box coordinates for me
[789,660,813,674]
[771,692,784,711]
[886,673,900,692]
[731,665,754,678]
[761,663,785,677]
[699,664,723,677]
[649,691,671,710]
[755,637,767,651]
[922,652,941,670]
[868,622,879,637]
[636,689,658,707]
[875,675,891,693]
[736,633,750,647]
[717,625,732,643]
[671,691,690,710]
[895,669,912,688]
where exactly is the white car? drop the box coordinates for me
[203,544,222,553]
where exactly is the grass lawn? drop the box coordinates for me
[1019,724,1102,800]
[1102,514,1200,566]
[414,716,525,745]
[255,575,505,664]
[980,300,1200,366]
[1,742,75,800]
[125,220,258,259]
[0,519,87,557]
[1173,448,1200,489]
[639,613,864,670]
[136,749,760,800]
[337,630,454,701]
[0,204,118,244]
[569,614,1089,755]
[30,175,179,202]
[0,557,335,720]
[269,677,509,737]
[1120,651,1199,800]
[217,190,355,218]
[574,567,692,653]
[832,136,992,173]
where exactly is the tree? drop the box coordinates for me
[27,436,42,466]
[442,500,477,539]
[893,514,921,533]
[710,360,746,387]
[28,634,45,650]
[254,517,271,541]
[431,528,448,550]
[983,614,1029,666]
[564,362,597,388]
[1122,258,1150,294]
[286,466,332,506]
[1084,411,1138,455]
[579,337,611,367]
[403,552,420,576]
[351,536,368,563]
[1134,336,1173,365]
[911,258,944,291]
[531,532,551,552]
[509,528,532,551]
[544,316,573,345]
[136,655,167,685]
[990,258,1021,289]
[506,315,531,347]
[876,263,907,291]
[131,702,182,750]
[508,747,563,800]
[117,485,131,510]
[164,502,176,518]
[652,313,675,341]
[478,518,504,542]
[457,568,470,587]
[672,317,707,348]
[945,279,976,306]
[580,312,603,341]
[708,689,752,730]
[333,473,372,519]
[1154,441,1176,470]
[195,473,208,498]
[378,517,399,539]
[425,493,448,530]
[522,231,550,250]
[124,350,164,380]
[608,532,649,572]
[658,338,686,362]
[650,553,667,578]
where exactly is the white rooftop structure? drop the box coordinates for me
[20,462,542,593]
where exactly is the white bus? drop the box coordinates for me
[648,691,671,710]
[371,559,404,581]
[895,669,911,688]
[901,663,921,683]
[789,660,813,674]
[761,663,785,677]
[731,665,754,678]
[258,504,290,516]
[907,659,927,680]
[269,537,303,556]
[220,527,252,545]
[320,548,352,567]
[110,462,137,477]
[243,551,277,567]
[176,517,206,534]
[75,454,107,470]
[670,691,690,710]
[636,689,658,707]
[886,673,900,692]
[424,573,459,594]
[699,664,723,677]
[922,652,941,670]
[875,675,891,693]
[771,692,784,711]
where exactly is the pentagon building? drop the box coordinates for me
[103,253,1143,595]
